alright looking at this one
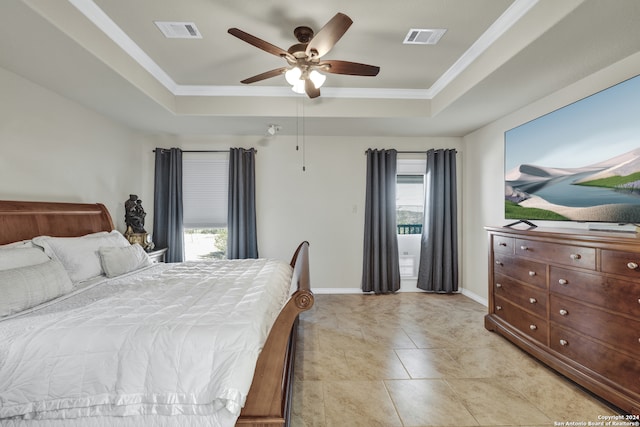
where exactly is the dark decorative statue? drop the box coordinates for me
[124,194,146,233]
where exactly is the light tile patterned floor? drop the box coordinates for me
[290,293,621,427]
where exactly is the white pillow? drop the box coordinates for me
[0,246,50,271]
[33,231,130,282]
[99,244,151,278]
[0,260,73,317]
[0,240,35,249]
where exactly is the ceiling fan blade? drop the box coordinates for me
[305,79,321,98]
[240,67,289,84]
[228,28,293,60]
[305,13,353,58]
[319,60,380,76]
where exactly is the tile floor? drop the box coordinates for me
[290,293,621,427]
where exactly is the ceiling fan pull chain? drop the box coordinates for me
[294,95,306,172]
[296,96,300,153]
[302,96,306,172]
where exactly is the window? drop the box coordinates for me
[396,174,424,234]
[182,152,228,260]
[396,159,427,234]
[396,159,426,278]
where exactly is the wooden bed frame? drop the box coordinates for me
[0,200,314,427]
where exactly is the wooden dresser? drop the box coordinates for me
[485,226,640,415]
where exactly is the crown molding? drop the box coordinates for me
[174,84,432,99]
[67,0,178,93]
[428,0,538,96]
[67,0,537,100]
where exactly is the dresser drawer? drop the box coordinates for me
[494,273,547,318]
[515,238,595,270]
[493,255,546,289]
[550,266,640,318]
[493,235,515,255]
[601,249,640,279]
[550,325,640,395]
[550,295,640,356]
[495,296,548,343]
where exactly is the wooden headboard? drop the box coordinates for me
[0,200,115,245]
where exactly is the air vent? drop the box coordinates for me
[403,28,447,45]
[154,21,202,39]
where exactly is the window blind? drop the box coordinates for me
[182,153,228,228]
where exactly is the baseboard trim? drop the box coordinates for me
[311,287,361,294]
[461,288,488,306]
[311,286,488,307]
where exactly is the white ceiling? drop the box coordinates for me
[1,0,639,137]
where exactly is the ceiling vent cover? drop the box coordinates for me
[403,28,447,45]
[155,21,202,39]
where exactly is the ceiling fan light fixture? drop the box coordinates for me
[285,67,302,85]
[309,70,326,89]
[286,67,325,92]
[291,80,306,94]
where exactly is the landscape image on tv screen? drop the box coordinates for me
[505,74,640,224]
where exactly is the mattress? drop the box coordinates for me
[0,258,293,427]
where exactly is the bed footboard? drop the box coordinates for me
[236,241,313,427]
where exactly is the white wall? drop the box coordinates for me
[153,135,462,291]
[0,66,144,232]
[462,51,640,302]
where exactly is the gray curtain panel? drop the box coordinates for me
[227,147,258,259]
[417,148,458,293]
[152,147,185,262]
[362,149,401,294]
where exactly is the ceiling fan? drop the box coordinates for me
[228,13,380,98]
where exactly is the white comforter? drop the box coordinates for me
[0,258,293,426]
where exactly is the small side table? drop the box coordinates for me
[147,248,167,263]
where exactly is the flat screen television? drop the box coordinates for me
[504,73,640,225]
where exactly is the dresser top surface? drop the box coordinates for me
[485,225,640,246]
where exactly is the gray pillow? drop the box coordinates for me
[99,244,151,278]
[0,247,50,271]
[0,260,74,317]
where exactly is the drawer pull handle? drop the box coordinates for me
[558,279,568,285]
[627,262,639,270]
[529,324,537,331]
[569,253,581,260]
[496,305,502,311]
[528,271,536,277]
[559,309,568,316]
[495,261,503,266]
[560,339,569,346]
[496,283,502,288]
[520,245,529,251]
[529,297,537,304]
[499,242,507,247]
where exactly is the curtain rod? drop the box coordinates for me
[152,149,257,153]
[363,150,457,155]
